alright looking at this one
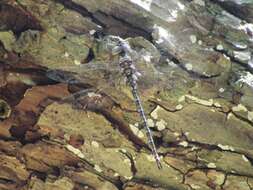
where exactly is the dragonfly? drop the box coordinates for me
[46,35,175,169]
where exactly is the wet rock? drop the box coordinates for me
[92,11,150,38]
[28,176,75,190]
[19,142,80,172]
[7,84,70,140]
[44,177,75,190]
[214,0,253,23]
[0,99,11,119]
[5,1,92,70]
[0,31,15,51]
[123,181,165,190]
[151,3,233,78]
[161,129,179,144]
[233,71,253,109]
[56,8,101,35]
[134,153,188,189]
[156,119,167,131]
[233,51,251,63]
[38,101,137,146]
[13,27,90,69]
[184,170,215,190]
[13,30,41,53]
[27,176,45,190]
[206,170,225,187]
[68,134,84,148]
[197,149,253,176]
[154,103,253,158]
[69,0,153,38]
[0,140,21,156]
[0,122,12,140]
[38,102,135,177]
[1,0,253,189]
[223,175,252,190]
[128,36,161,63]
[0,155,30,189]
[213,10,250,47]
[65,144,85,159]
[185,95,214,106]
[59,33,91,63]
[64,169,118,190]
[163,155,194,174]
[0,2,43,35]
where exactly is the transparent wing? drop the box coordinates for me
[47,63,124,97]
[46,60,174,91]
[46,61,134,109]
[46,59,189,112]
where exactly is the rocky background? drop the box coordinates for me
[0,0,253,189]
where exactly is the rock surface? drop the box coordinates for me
[0,0,253,189]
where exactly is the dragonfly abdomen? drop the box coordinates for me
[118,49,162,169]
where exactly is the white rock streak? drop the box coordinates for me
[150,105,162,119]
[130,0,152,11]
[152,24,170,44]
[65,144,85,159]
[156,119,167,131]
[239,72,253,88]
[177,2,185,10]
[152,24,177,50]
[207,162,216,168]
[190,35,197,44]
[238,23,253,37]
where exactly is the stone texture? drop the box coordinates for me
[0,0,253,189]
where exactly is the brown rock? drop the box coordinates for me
[19,142,80,172]
[68,134,84,148]
[0,155,30,189]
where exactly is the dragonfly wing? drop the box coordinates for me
[46,55,173,91]
[132,59,194,103]
[46,61,122,85]
[132,61,169,90]
[60,88,95,103]
[46,69,81,84]
[46,61,129,102]
[45,59,180,104]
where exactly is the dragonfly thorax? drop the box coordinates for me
[119,54,139,84]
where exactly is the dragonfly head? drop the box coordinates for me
[96,35,135,58]
[118,39,133,55]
